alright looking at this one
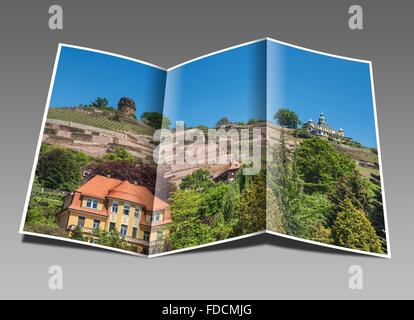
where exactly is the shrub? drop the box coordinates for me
[24,224,68,237]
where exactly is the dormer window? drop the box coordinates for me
[151,211,162,223]
[85,198,98,209]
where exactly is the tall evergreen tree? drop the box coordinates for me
[267,129,302,234]
[234,174,267,235]
[332,199,383,254]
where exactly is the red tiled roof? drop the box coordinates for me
[68,175,169,215]
[213,161,242,180]
[67,192,108,217]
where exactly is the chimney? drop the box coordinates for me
[133,181,138,185]
[107,174,111,178]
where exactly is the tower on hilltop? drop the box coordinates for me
[118,97,136,115]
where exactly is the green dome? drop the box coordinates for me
[318,112,327,125]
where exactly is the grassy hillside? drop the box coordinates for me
[48,108,154,136]
[275,126,381,177]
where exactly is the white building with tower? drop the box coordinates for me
[302,112,344,137]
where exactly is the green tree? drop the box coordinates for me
[103,147,135,162]
[141,112,171,129]
[88,97,114,111]
[197,185,229,218]
[233,174,266,235]
[294,137,356,193]
[329,170,386,251]
[332,199,383,253]
[328,169,373,221]
[167,189,217,249]
[84,228,129,250]
[266,187,285,234]
[168,222,216,250]
[215,117,231,128]
[267,129,302,233]
[70,226,84,241]
[179,169,214,190]
[285,193,333,244]
[366,180,387,250]
[220,184,240,222]
[36,144,91,191]
[105,230,130,250]
[25,177,63,226]
[273,108,301,129]
[168,189,203,232]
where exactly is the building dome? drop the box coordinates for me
[308,118,313,123]
[318,112,327,125]
[339,128,344,132]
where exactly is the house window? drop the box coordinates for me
[77,216,85,228]
[111,202,118,213]
[123,203,130,216]
[143,231,150,241]
[108,222,116,232]
[156,230,163,240]
[93,219,100,229]
[151,212,162,223]
[82,170,90,177]
[134,208,140,218]
[85,198,98,209]
[120,224,128,237]
[132,227,138,239]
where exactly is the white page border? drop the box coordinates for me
[19,40,390,259]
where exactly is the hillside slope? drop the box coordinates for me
[43,107,156,161]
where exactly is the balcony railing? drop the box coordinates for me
[69,225,165,247]
[125,236,149,246]
[150,239,165,246]
[126,237,165,247]
[69,225,95,233]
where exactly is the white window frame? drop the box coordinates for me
[123,203,130,216]
[120,224,128,237]
[108,222,116,232]
[85,197,98,209]
[93,219,100,229]
[83,170,90,177]
[156,230,163,240]
[134,207,140,218]
[111,202,118,214]
[77,216,85,227]
[150,211,162,223]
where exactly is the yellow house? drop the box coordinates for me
[57,175,171,254]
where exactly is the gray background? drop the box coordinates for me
[0,0,412,299]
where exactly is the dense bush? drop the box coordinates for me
[36,143,91,191]
[24,224,68,237]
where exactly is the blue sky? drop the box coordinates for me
[50,46,166,114]
[50,42,377,147]
[164,40,377,147]
[267,40,377,147]
[163,41,266,127]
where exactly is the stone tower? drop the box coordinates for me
[117,97,136,115]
